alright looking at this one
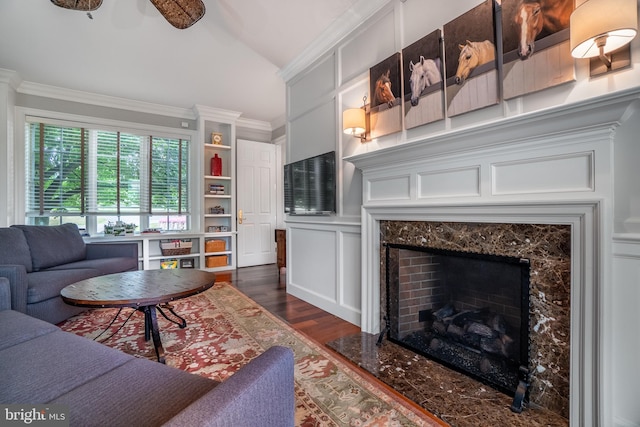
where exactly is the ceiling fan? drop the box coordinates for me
[51,0,206,29]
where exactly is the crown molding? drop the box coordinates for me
[236,116,272,132]
[18,80,196,120]
[193,105,242,123]
[278,0,392,82]
[0,68,22,91]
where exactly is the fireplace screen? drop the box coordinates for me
[384,243,531,398]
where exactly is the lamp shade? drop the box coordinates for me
[570,0,638,59]
[343,108,366,136]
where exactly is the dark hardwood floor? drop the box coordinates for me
[215,264,361,345]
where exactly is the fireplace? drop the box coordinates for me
[379,221,571,418]
[383,244,531,408]
[339,91,632,425]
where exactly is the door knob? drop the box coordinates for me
[238,209,243,224]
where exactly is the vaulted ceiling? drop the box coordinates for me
[0,0,362,125]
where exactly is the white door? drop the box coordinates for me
[236,139,277,267]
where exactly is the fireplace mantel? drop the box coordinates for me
[345,88,640,427]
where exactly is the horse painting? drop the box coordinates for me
[454,40,495,85]
[515,0,573,59]
[375,70,396,108]
[408,56,442,106]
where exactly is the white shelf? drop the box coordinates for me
[204,250,232,256]
[205,175,231,180]
[84,233,203,270]
[204,194,231,199]
[204,144,231,150]
[204,214,231,218]
[204,232,235,237]
[202,265,233,272]
[150,253,199,261]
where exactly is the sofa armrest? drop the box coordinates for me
[163,345,295,427]
[85,243,138,261]
[0,277,11,311]
[0,265,28,313]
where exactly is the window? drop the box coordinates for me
[25,119,190,234]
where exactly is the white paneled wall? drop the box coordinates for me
[286,220,361,325]
[284,1,640,424]
[612,239,640,427]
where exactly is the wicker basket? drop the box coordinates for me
[205,239,225,252]
[160,240,192,256]
[206,255,228,268]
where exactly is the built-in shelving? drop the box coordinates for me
[197,106,240,271]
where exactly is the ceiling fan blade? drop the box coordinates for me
[50,0,103,11]
[149,0,206,29]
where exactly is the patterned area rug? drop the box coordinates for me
[58,282,441,427]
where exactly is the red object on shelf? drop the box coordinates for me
[211,154,222,176]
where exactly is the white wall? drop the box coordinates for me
[612,238,640,426]
[284,0,640,425]
[0,70,21,227]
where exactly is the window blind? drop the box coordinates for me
[25,120,190,221]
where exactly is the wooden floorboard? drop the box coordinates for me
[216,264,361,345]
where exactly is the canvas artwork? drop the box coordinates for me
[369,52,403,139]
[402,29,445,130]
[501,0,575,99]
[443,0,499,118]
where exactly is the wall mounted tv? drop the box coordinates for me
[284,151,336,215]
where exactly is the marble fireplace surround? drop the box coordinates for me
[380,220,572,417]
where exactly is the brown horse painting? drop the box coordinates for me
[515,0,573,59]
[454,40,495,85]
[375,70,395,108]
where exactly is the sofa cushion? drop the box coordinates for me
[12,223,86,271]
[0,328,132,403]
[47,257,138,275]
[0,227,33,272]
[0,310,59,351]
[26,269,99,304]
[50,359,218,426]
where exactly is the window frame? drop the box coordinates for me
[17,108,198,236]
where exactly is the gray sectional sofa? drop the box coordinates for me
[0,223,138,324]
[0,278,296,426]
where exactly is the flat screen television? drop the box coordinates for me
[284,151,336,215]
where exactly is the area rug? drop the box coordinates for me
[58,282,442,427]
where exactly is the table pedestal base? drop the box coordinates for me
[142,305,188,364]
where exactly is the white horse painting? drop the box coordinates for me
[408,56,442,106]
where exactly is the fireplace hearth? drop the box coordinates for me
[382,244,531,410]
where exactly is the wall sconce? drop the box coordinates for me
[570,0,638,77]
[343,96,369,142]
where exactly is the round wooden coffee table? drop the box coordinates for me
[61,269,215,363]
